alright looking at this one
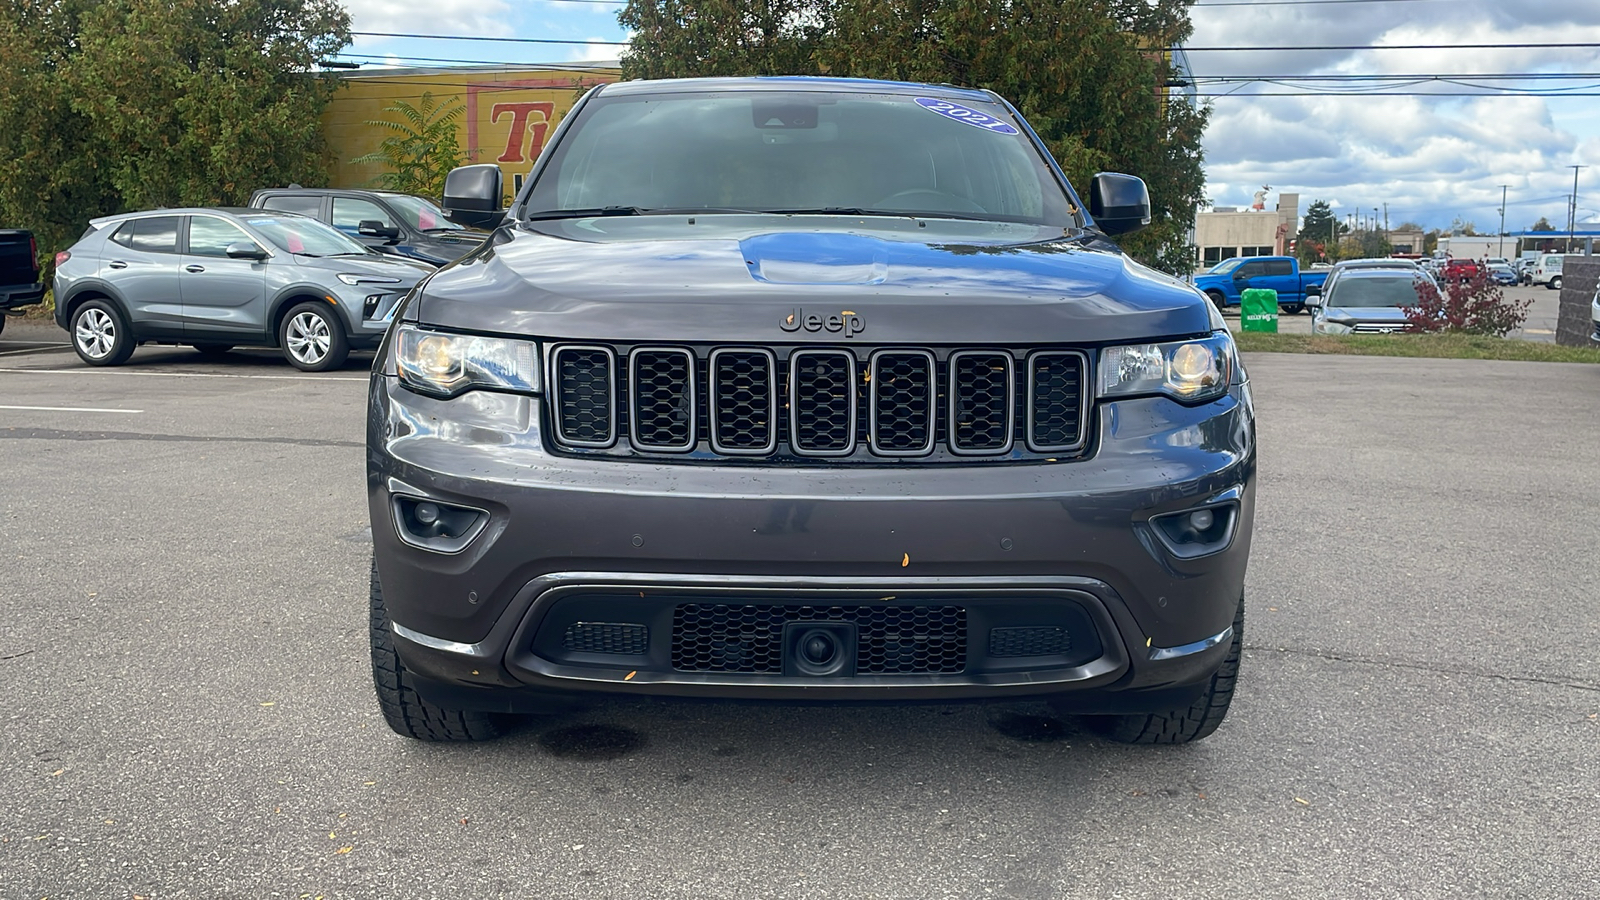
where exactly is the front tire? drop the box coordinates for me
[1205,290,1228,313]
[1548,276,1562,291]
[370,558,507,742]
[71,300,135,366]
[279,301,349,371]
[1092,596,1243,745]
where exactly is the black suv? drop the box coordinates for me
[0,229,45,336]
[368,78,1255,744]
[248,188,486,267]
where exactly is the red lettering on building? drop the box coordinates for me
[491,102,555,163]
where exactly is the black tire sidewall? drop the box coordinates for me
[278,301,349,372]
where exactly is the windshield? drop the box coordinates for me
[523,90,1077,225]
[385,194,466,232]
[1208,259,1242,274]
[1328,275,1427,308]
[245,214,371,257]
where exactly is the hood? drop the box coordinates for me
[1322,305,1412,323]
[412,216,1213,344]
[297,252,433,282]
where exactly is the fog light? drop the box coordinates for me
[392,496,488,553]
[1150,502,1239,560]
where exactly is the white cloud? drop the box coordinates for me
[1187,0,1600,229]
[344,0,511,37]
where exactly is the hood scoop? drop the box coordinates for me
[741,232,889,285]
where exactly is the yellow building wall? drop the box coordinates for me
[322,67,622,195]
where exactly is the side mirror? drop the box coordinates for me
[1088,172,1151,236]
[358,220,401,241]
[1306,284,1322,297]
[1304,296,1323,309]
[443,164,507,229]
[225,241,268,261]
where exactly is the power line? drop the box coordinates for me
[350,31,629,46]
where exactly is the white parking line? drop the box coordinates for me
[0,367,366,382]
[0,404,143,414]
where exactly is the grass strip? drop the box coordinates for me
[1235,331,1600,364]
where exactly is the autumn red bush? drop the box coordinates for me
[1403,268,1531,337]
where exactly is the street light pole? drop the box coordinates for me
[1498,185,1508,259]
[1569,164,1587,253]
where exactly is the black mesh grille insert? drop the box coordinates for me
[1028,352,1085,450]
[790,351,856,455]
[630,348,694,450]
[870,351,935,455]
[552,346,614,446]
[711,350,775,454]
[988,626,1071,658]
[563,622,650,655]
[672,604,967,674]
[950,352,1013,452]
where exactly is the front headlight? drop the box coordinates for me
[394,324,539,398]
[1099,333,1232,403]
[336,273,404,286]
[1316,320,1353,335]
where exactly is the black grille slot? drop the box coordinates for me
[988,626,1071,658]
[949,351,1014,453]
[869,351,936,456]
[1027,351,1086,451]
[672,604,967,674]
[710,349,777,455]
[563,622,649,655]
[629,347,695,451]
[551,346,615,447]
[789,350,856,456]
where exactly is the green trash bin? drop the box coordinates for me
[1240,288,1279,333]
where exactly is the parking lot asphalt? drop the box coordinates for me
[2,336,1598,899]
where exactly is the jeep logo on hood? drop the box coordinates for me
[780,308,865,338]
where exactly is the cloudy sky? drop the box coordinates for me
[336,0,1600,234]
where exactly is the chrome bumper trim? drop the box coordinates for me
[1149,625,1233,661]
[391,622,491,658]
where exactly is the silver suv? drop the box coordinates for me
[53,208,431,370]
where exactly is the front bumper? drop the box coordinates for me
[367,373,1256,709]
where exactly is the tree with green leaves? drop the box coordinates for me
[1530,216,1554,232]
[618,0,1208,275]
[0,0,348,268]
[1296,199,1341,263]
[350,93,466,201]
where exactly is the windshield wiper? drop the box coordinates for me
[420,227,467,234]
[292,251,323,258]
[525,206,647,221]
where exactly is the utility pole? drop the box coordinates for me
[1568,165,1586,253]
[1498,185,1508,259]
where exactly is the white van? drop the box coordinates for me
[1531,253,1565,290]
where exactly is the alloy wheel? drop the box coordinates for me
[75,308,116,359]
[285,311,331,365]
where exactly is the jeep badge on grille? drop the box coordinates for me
[780,309,865,338]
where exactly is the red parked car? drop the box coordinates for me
[1441,258,1481,283]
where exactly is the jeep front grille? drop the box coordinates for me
[546,344,1089,462]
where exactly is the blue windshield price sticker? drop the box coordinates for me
[914,98,1020,135]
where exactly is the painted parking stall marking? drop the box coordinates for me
[0,404,143,414]
[914,98,1020,134]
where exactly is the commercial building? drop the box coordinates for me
[320,64,621,195]
[1193,193,1299,269]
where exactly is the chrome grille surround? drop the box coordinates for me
[708,347,779,456]
[788,349,858,457]
[628,346,696,452]
[947,350,1015,456]
[550,344,617,448]
[1024,350,1089,453]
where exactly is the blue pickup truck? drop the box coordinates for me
[1193,256,1328,315]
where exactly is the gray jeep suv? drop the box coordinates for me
[368,78,1255,744]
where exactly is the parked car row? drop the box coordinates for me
[48,189,489,370]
